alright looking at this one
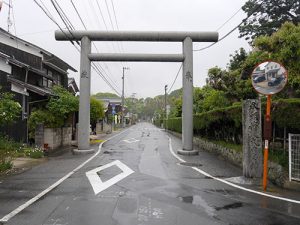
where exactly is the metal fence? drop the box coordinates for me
[289,134,300,182]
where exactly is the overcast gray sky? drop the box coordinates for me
[0,0,251,98]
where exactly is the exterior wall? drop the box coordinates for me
[0,42,42,69]
[44,128,62,150]
[35,124,44,148]
[36,126,72,150]
[62,127,72,146]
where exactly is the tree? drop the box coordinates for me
[93,92,119,98]
[0,90,21,125]
[90,97,104,124]
[239,0,300,41]
[29,86,79,129]
[206,66,225,90]
[240,22,300,97]
[228,48,248,71]
[47,85,79,121]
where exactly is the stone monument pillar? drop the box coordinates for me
[242,99,263,178]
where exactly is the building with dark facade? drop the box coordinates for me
[0,28,77,142]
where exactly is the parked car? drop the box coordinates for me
[268,76,284,86]
[253,75,266,83]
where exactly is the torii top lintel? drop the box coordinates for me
[55,30,218,42]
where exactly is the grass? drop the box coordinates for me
[200,137,243,152]
[269,147,288,168]
[0,136,44,173]
[0,161,13,172]
[90,139,104,145]
[211,140,243,152]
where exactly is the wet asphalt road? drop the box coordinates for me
[1,122,300,225]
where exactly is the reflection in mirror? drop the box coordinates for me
[251,61,287,95]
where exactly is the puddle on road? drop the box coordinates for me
[215,202,243,211]
[177,195,216,217]
[177,162,203,167]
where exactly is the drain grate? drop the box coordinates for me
[179,162,202,167]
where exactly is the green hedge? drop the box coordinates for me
[163,98,300,144]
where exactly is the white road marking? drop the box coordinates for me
[123,138,140,143]
[168,136,300,204]
[0,129,129,223]
[86,160,134,195]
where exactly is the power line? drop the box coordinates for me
[70,0,121,92]
[51,0,121,95]
[216,7,242,31]
[110,0,119,30]
[193,1,263,52]
[168,63,182,94]
[70,0,87,29]
[94,0,108,30]
[104,0,115,30]
[34,0,72,44]
[34,0,121,96]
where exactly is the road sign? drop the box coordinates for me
[86,160,134,195]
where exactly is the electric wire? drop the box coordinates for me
[94,0,108,30]
[104,0,115,30]
[193,1,263,52]
[51,0,121,95]
[216,7,242,31]
[110,0,119,30]
[70,0,87,29]
[167,63,182,94]
[34,0,121,96]
[102,0,123,55]
[70,0,121,92]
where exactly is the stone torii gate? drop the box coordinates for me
[55,31,218,155]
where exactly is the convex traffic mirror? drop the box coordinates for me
[251,61,288,95]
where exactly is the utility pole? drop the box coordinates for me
[122,67,129,128]
[164,85,168,130]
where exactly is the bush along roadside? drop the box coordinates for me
[0,136,44,173]
[156,98,300,169]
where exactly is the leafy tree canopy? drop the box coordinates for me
[93,92,119,98]
[239,0,300,42]
[47,85,79,119]
[90,97,104,124]
[0,89,21,125]
[228,48,248,71]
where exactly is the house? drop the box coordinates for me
[264,62,280,81]
[0,28,77,142]
[68,77,79,95]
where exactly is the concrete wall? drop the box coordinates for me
[35,124,44,148]
[36,126,72,150]
[62,127,72,146]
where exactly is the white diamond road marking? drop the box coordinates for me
[86,160,134,195]
[123,138,140,143]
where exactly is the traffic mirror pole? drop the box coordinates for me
[263,95,272,191]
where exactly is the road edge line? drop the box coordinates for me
[168,136,300,205]
[0,129,129,223]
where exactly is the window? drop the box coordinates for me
[48,70,53,77]
[57,75,61,86]
[42,77,47,87]
[48,79,53,88]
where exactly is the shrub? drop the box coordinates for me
[0,161,12,172]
